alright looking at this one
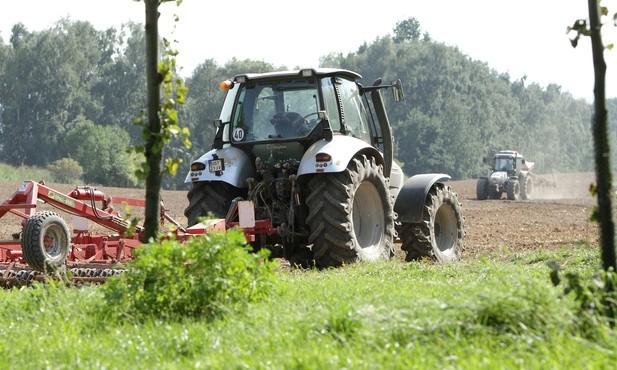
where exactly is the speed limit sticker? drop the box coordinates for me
[233,127,245,141]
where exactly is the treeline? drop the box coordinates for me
[0,18,614,189]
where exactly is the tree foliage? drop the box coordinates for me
[321,26,602,179]
[65,118,139,187]
[393,17,426,43]
[0,16,615,190]
[92,22,148,142]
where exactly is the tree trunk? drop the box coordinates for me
[588,0,616,271]
[143,0,162,242]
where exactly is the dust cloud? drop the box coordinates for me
[531,172,594,200]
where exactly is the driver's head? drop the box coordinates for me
[270,112,291,127]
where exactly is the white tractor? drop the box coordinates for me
[184,68,465,267]
[476,150,534,201]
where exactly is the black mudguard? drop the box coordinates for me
[393,173,451,223]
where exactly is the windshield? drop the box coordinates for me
[229,80,321,142]
[494,157,514,171]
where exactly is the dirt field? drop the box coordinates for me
[448,172,599,258]
[0,172,601,259]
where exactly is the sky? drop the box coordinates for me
[1,0,616,102]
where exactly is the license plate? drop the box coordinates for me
[209,159,223,172]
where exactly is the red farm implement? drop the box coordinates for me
[0,180,236,288]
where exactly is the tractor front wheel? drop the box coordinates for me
[305,155,395,268]
[21,211,70,273]
[399,184,464,262]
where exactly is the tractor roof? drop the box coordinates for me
[231,68,362,83]
[495,150,523,159]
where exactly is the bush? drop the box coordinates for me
[47,158,83,184]
[550,263,616,338]
[65,119,140,187]
[99,229,278,322]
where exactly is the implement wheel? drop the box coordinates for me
[21,211,70,273]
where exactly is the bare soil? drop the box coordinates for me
[447,172,599,258]
[0,172,600,260]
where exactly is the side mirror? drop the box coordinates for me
[318,110,333,141]
[212,119,225,149]
[392,79,404,102]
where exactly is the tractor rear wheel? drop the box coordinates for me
[21,211,70,273]
[399,184,464,262]
[305,155,395,268]
[520,173,533,200]
[506,179,520,200]
[476,177,489,200]
[184,181,244,226]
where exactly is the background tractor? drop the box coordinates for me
[184,68,465,268]
[476,150,534,201]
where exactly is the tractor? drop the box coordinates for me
[184,68,465,267]
[476,150,533,201]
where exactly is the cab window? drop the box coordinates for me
[337,78,371,142]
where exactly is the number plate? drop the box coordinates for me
[209,159,223,172]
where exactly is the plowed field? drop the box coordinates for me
[448,172,599,258]
[0,172,601,259]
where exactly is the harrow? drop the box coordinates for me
[0,180,228,288]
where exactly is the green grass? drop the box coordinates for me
[0,244,615,369]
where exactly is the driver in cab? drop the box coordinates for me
[270,112,307,138]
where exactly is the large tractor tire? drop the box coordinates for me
[21,211,70,273]
[184,181,245,226]
[476,177,489,200]
[399,184,464,262]
[520,173,533,200]
[506,179,520,200]
[305,155,395,268]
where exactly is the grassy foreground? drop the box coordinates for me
[0,243,615,369]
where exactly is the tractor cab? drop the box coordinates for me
[212,69,375,166]
[491,150,526,176]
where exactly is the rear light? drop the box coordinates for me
[315,153,331,172]
[191,163,206,171]
[315,153,331,162]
